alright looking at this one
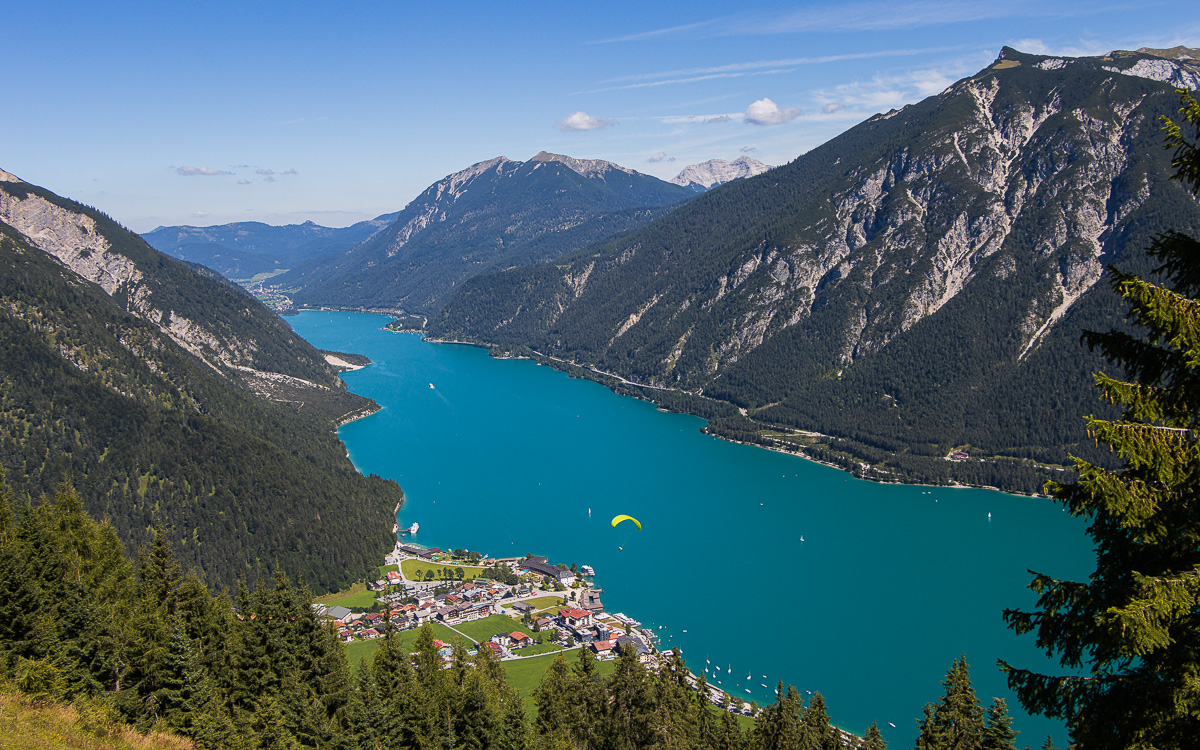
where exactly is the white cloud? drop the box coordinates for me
[237,179,252,185]
[554,111,618,131]
[744,98,800,126]
[822,102,846,114]
[648,151,676,163]
[256,168,275,175]
[740,146,757,153]
[176,166,231,176]
[281,168,299,175]
[706,114,732,124]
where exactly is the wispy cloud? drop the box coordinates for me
[1009,37,1110,57]
[658,113,738,125]
[744,98,801,126]
[740,146,758,153]
[554,111,618,131]
[813,62,967,115]
[593,1,1094,42]
[176,166,231,176]
[256,168,275,175]
[281,168,299,175]
[580,46,965,94]
[647,151,676,163]
[592,19,720,44]
[237,179,252,185]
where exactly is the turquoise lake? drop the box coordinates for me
[290,310,1093,745]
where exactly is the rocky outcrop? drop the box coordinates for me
[0,175,344,404]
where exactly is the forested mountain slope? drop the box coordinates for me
[0,171,401,591]
[141,213,400,280]
[431,47,1200,492]
[280,152,695,314]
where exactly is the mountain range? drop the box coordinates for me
[428,46,1200,493]
[0,169,401,591]
[141,212,400,280]
[273,151,696,315]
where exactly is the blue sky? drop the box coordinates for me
[4,1,1198,232]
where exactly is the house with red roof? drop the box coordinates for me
[509,631,533,648]
[560,608,593,629]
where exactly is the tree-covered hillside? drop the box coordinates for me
[431,49,1200,493]
[0,179,401,593]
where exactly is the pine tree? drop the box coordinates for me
[1001,89,1200,749]
[916,656,985,750]
[981,698,1018,750]
[533,652,575,745]
[861,721,887,750]
[752,682,804,750]
[604,646,656,750]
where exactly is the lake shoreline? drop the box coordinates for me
[402,331,1044,498]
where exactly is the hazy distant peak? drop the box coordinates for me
[529,151,635,179]
[670,156,771,192]
[0,168,22,183]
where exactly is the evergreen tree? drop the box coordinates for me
[916,656,985,750]
[981,698,1018,750]
[752,682,804,750]
[799,691,837,750]
[862,721,887,750]
[532,652,575,746]
[1001,89,1200,749]
[604,646,656,750]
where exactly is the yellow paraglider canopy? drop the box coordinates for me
[611,514,642,530]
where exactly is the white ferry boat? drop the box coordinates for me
[408,522,419,534]
[580,564,595,576]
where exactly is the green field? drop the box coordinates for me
[315,585,379,610]
[449,614,532,643]
[401,560,486,581]
[524,596,566,611]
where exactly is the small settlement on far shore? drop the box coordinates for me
[313,538,761,718]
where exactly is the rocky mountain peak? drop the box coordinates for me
[670,156,771,192]
[0,168,22,183]
[529,151,635,179]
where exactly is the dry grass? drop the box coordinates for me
[0,691,193,750]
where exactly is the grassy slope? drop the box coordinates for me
[0,692,193,750]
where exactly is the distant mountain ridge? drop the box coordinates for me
[671,156,771,192]
[142,212,400,280]
[0,171,400,591]
[280,151,695,314]
[430,46,1200,493]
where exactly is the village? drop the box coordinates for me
[313,540,762,718]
